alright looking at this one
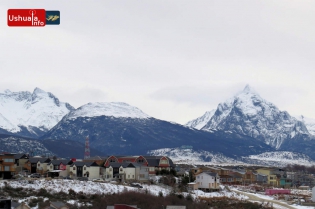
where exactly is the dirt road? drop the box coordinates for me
[232,189,298,209]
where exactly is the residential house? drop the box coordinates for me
[83,156,108,166]
[190,167,203,178]
[47,160,73,178]
[256,168,280,186]
[0,153,16,179]
[105,162,149,182]
[243,170,257,184]
[24,157,51,174]
[229,171,243,184]
[11,202,31,209]
[44,201,69,209]
[103,155,174,176]
[144,156,174,175]
[195,172,220,191]
[105,162,130,181]
[69,161,99,180]
[14,154,29,173]
[255,173,268,184]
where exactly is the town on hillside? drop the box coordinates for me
[2,152,315,208]
[1,152,315,187]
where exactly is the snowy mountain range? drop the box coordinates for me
[241,151,315,167]
[2,86,315,164]
[186,85,314,150]
[42,100,273,157]
[148,148,315,167]
[0,88,74,138]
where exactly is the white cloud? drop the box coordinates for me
[0,0,315,124]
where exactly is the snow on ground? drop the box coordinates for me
[0,179,170,196]
[190,189,249,200]
[5,179,313,209]
[230,186,314,209]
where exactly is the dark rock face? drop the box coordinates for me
[42,116,274,157]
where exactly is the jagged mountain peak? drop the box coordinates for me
[187,85,312,150]
[0,88,74,137]
[241,84,257,94]
[33,87,46,95]
[66,102,150,120]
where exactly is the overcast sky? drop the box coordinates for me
[1,0,315,124]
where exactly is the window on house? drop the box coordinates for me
[84,167,86,170]
[120,168,123,171]
[4,166,10,171]
[160,159,168,164]
[73,167,76,170]
[38,164,40,167]
[132,175,134,178]
[109,168,112,171]
[139,174,145,178]
[54,165,58,170]
[138,159,144,163]
[3,159,14,163]
[110,158,116,162]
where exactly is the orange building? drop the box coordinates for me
[0,153,16,179]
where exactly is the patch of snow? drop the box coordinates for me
[0,88,73,134]
[67,102,150,119]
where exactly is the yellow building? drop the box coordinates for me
[256,168,278,186]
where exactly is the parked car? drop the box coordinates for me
[130,183,143,188]
[30,173,41,178]
[12,174,24,179]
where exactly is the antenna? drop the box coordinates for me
[84,136,90,159]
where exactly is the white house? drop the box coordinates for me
[69,161,100,180]
[105,162,149,182]
[195,172,220,191]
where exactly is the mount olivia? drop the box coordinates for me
[186,85,315,158]
[1,87,315,162]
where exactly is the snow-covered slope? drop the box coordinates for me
[147,147,243,165]
[0,88,74,137]
[188,85,311,149]
[186,110,215,129]
[241,151,315,167]
[295,115,315,136]
[148,148,315,167]
[67,102,150,120]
